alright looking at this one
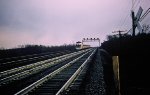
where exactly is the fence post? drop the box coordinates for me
[112,56,121,95]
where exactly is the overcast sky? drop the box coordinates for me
[0,0,150,48]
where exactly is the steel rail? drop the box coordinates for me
[0,50,70,62]
[56,49,96,95]
[1,54,53,65]
[14,49,93,95]
[0,49,91,85]
[0,51,71,66]
[0,52,51,61]
[0,49,89,78]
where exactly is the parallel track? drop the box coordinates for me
[15,48,96,95]
[0,48,95,95]
[0,49,89,85]
[0,50,73,72]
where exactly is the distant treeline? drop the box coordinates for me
[0,44,76,58]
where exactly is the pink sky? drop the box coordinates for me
[0,0,150,48]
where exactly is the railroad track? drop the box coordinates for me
[0,50,73,72]
[14,48,96,95]
[0,48,94,95]
[0,49,89,85]
[0,50,72,63]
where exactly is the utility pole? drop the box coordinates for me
[131,6,143,36]
[112,30,126,95]
[132,11,136,36]
[112,30,126,39]
[112,30,126,55]
[131,0,136,36]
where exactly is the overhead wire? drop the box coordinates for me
[125,0,142,35]
[117,0,132,30]
[124,0,150,35]
[133,0,141,10]
[140,8,150,21]
[116,0,150,35]
[132,0,138,11]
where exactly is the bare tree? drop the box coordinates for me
[142,24,150,33]
[107,35,118,40]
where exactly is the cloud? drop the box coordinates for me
[0,27,36,48]
[0,0,149,48]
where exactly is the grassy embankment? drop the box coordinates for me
[101,33,150,95]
